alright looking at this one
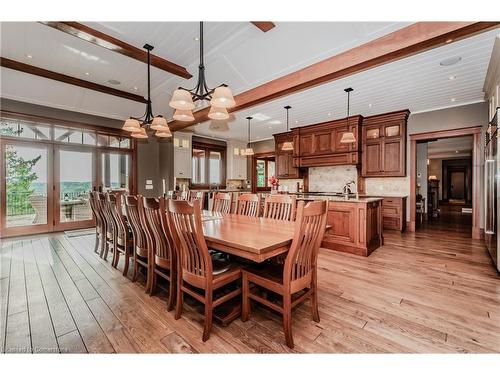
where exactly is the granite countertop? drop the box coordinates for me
[296,194,383,203]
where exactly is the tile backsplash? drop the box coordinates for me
[364,177,409,196]
[308,166,358,192]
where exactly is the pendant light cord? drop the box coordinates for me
[246,116,252,146]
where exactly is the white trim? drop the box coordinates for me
[410,100,486,115]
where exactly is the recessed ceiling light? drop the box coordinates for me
[295,120,299,124]
[251,113,271,122]
[194,37,200,41]
[455,150,459,153]
[448,75,456,80]
[133,86,138,91]
[85,72,90,76]
[26,54,33,59]
[108,79,121,85]
[440,56,462,66]
[451,98,456,102]
[268,120,282,125]
[327,112,332,116]
[368,103,372,108]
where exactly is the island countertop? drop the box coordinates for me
[295,194,383,203]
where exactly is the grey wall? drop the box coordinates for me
[1,98,173,197]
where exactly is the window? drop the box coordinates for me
[191,141,226,188]
[254,155,275,191]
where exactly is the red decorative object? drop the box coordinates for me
[268,175,279,188]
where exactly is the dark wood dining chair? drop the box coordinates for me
[139,197,176,311]
[263,194,297,221]
[235,193,260,217]
[241,200,328,348]
[166,199,242,342]
[106,192,133,276]
[188,190,205,209]
[211,192,232,214]
[98,192,114,259]
[90,191,106,255]
[123,195,152,292]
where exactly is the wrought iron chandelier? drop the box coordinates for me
[340,87,356,144]
[244,116,254,156]
[169,22,235,121]
[122,44,171,139]
[281,105,294,151]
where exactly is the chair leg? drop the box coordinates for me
[144,262,152,294]
[283,296,294,349]
[132,254,138,282]
[123,250,130,277]
[241,273,250,322]
[166,272,175,312]
[149,271,157,296]
[310,286,320,323]
[175,278,183,320]
[93,232,99,254]
[111,246,119,268]
[202,291,213,342]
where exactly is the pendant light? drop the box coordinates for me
[340,87,356,144]
[281,105,294,151]
[169,22,235,122]
[122,44,171,139]
[244,116,254,156]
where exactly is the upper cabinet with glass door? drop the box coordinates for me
[361,109,410,177]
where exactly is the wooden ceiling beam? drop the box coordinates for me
[40,21,192,79]
[251,22,276,32]
[1,57,148,103]
[169,21,500,132]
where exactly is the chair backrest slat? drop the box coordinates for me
[139,197,173,263]
[284,200,327,286]
[188,191,205,209]
[124,195,147,250]
[235,193,260,217]
[107,193,127,241]
[167,200,212,285]
[263,194,297,221]
[211,192,232,214]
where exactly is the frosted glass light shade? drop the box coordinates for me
[340,132,356,144]
[122,118,140,132]
[131,127,148,139]
[282,141,294,151]
[155,128,172,138]
[173,109,195,122]
[208,106,229,120]
[150,116,169,130]
[211,86,236,108]
[169,89,195,110]
[244,147,254,156]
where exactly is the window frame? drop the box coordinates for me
[251,152,276,192]
[190,140,226,189]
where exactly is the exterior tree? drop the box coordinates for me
[2,122,42,214]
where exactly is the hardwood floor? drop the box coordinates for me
[1,227,499,353]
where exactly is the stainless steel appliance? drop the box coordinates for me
[484,107,499,272]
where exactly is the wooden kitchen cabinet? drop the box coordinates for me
[361,109,410,177]
[292,115,362,167]
[274,132,302,179]
[381,196,407,232]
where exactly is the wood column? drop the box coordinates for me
[409,139,417,232]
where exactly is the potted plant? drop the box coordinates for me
[268,175,279,193]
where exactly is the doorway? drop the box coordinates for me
[409,126,482,239]
[251,152,275,193]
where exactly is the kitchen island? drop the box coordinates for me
[296,194,384,256]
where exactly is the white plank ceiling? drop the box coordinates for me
[1,22,499,142]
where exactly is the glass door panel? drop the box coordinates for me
[55,148,95,229]
[1,140,53,236]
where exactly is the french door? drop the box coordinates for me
[0,139,54,237]
[0,141,99,237]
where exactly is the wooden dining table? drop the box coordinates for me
[201,211,297,263]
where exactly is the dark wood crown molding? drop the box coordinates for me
[40,22,192,79]
[251,22,276,32]
[169,21,500,132]
[1,57,147,103]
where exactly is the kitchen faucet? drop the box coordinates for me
[342,180,356,198]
